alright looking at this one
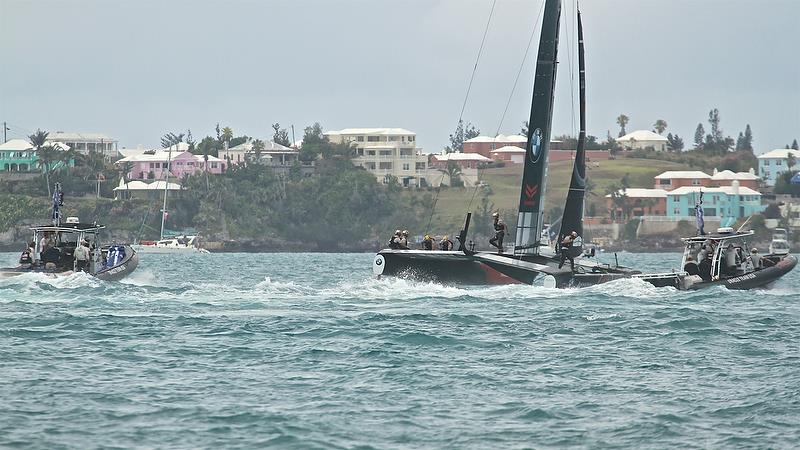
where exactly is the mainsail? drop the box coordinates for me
[558,10,587,250]
[515,0,562,255]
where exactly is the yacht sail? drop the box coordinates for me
[515,0,562,255]
[558,10,586,249]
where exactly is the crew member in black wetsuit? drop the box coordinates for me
[439,235,454,251]
[388,230,402,249]
[422,234,434,250]
[558,231,578,271]
[489,212,506,253]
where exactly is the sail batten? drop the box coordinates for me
[515,0,562,255]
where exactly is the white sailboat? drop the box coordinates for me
[132,144,210,254]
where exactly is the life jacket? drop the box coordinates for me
[439,239,453,251]
[494,221,506,233]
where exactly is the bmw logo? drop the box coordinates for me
[529,128,543,162]
[373,255,386,276]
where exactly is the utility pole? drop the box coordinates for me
[291,125,296,148]
[3,122,7,143]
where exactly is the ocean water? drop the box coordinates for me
[1,251,798,449]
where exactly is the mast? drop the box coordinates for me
[159,145,172,240]
[559,9,587,247]
[515,0,562,255]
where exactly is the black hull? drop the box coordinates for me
[374,249,637,287]
[638,254,797,291]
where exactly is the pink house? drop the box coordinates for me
[117,145,225,181]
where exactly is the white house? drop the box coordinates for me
[325,128,428,188]
[218,138,299,167]
[490,145,527,164]
[757,148,800,187]
[46,132,118,159]
[617,130,669,152]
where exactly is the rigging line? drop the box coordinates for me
[495,0,546,137]
[424,169,449,234]
[458,0,498,124]
[564,0,577,139]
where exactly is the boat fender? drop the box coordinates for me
[373,255,386,276]
[682,275,702,290]
[543,275,557,289]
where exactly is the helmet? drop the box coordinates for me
[492,212,499,218]
[424,234,430,240]
[571,231,577,237]
[395,230,401,235]
[402,230,409,236]
[442,235,449,240]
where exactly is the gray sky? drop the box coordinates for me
[2,0,798,153]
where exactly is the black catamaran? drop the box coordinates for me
[374,0,640,287]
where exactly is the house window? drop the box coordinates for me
[776,160,782,166]
[379,150,392,156]
[692,179,701,185]
[149,163,155,168]
[379,162,392,170]
[672,195,680,201]
[764,160,769,166]
[211,163,218,168]
[367,136,380,142]
[658,179,671,186]
[416,162,426,170]
[367,150,376,156]
[408,136,415,142]
[389,136,398,141]
[356,136,364,142]
[403,163,410,170]
[674,208,681,215]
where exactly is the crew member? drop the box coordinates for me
[489,212,506,253]
[422,234,434,250]
[399,230,410,249]
[750,248,762,270]
[74,239,90,272]
[18,241,34,268]
[388,230,402,249]
[439,235,454,251]
[558,231,578,271]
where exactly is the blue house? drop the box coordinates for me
[757,148,800,187]
[666,184,765,227]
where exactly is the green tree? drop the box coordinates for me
[521,121,529,136]
[616,114,629,137]
[792,139,799,150]
[694,123,705,149]
[788,152,796,171]
[708,108,722,142]
[743,124,754,151]
[251,139,266,164]
[272,123,291,147]
[653,119,667,135]
[439,161,463,187]
[666,133,684,152]
[447,120,480,153]
[160,132,185,148]
[220,127,234,146]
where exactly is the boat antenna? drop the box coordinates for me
[737,215,753,232]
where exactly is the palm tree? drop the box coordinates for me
[120,161,134,193]
[29,129,51,196]
[161,132,185,149]
[616,114,629,138]
[653,119,668,135]
[221,127,234,146]
[439,161,463,187]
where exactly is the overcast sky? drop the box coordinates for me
[2,0,798,153]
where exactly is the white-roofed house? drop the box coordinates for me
[653,170,712,190]
[115,143,224,181]
[0,138,74,174]
[490,145,527,164]
[757,148,800,187]
[710,168,760,189]
[463,134,527,158]
[113,178,181,200]
[617,130,669,152]
[430,152,493,187]
[665,184,764,227]
[46,131,118,159]
[324,127,428,188]
[218,138,299,168]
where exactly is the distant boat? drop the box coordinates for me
[132,143,209,254]
[374,0,639,288]
[769,228,790,256]
[0,184,138,281]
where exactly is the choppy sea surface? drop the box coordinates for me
[1,251,798,449]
